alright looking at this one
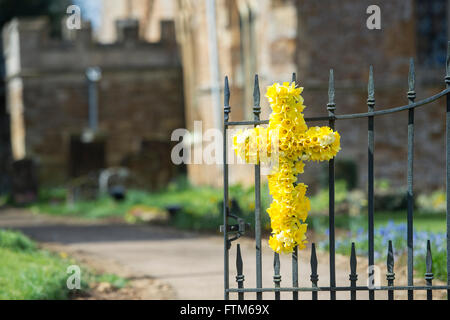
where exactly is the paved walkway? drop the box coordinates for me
[0,208,396,300]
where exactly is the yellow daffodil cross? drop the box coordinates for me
[233,79,341,254]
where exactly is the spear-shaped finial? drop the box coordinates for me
[310,243,319,300]
[274,252,280,275]
[235,243,244,300]
[408,58,415,92]
[408,58,416,101]
[350,242,357,277]
[273,252,281,299]
[224,76,231,122]
[328,69,335,112]
[368,65,375,111]
[253,74,260,119]
[387,240,395,275]
[224,76,230,107]
[253,74,260,107]
[310,243,318,280]
[425,240,433,276]
[386,240,395,300]
[348,242,358,300]
[236,243,243,276]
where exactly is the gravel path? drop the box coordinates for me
[1,208,438,300]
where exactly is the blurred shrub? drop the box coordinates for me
[310,180,348,214]
[373,179,407,211]
[0,229,36,252]
[335,159,358,190]
[319,159,358,190]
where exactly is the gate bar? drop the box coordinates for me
[406,58,416,300]
[367,66,375,300]
[253,75,263,300]
[291,73,299,301]
[223,76,231,300]
[327,69,336,300]
[446,41,450,300]
[227,285,450,293]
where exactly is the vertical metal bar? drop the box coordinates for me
[291,72,299,301]
[236,244,245,300]
[310,243,319,300]
[367,66,375,300]
[253,74,263,300]
[349,242,358,300]
[292,246,298,300]
[327,69,336,300]
[407,58,416,300]
[425,240,434,301]
[386,240,395,300]
[445,41,450,300]
[223,76,231,300]
[86,67,101,132]
[273,252,281,300]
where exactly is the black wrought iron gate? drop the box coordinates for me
[222,42,450,300]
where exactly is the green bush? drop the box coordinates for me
[0,229,36,252]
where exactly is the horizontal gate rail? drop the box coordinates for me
[226,286,450,293]
[222,41,450,300]
[224,87,450,127]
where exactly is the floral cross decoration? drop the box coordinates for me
[233,82,341,254]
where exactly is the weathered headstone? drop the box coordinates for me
[10,158,38,204]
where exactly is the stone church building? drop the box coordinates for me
[2,16,184,189]
[95,0,449,191]
[2,0,449,192]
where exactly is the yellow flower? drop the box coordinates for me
[233,81,341,254]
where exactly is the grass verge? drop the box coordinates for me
[0,229,127,299]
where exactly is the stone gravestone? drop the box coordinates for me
[10,158,38,204]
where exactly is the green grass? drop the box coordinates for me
[309,211,446,234]
[0,229,127,299]
[29,181,447,235]
[0,229,81,299]
[95,273,128,289]
[373,211,446,233]
[29,183,272,231]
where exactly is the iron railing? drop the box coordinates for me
[221,42,450,300]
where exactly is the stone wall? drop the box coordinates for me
[172,0,448,191]
[2,17,184,187]
[296,0,447,191]
[95,0,449,192]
